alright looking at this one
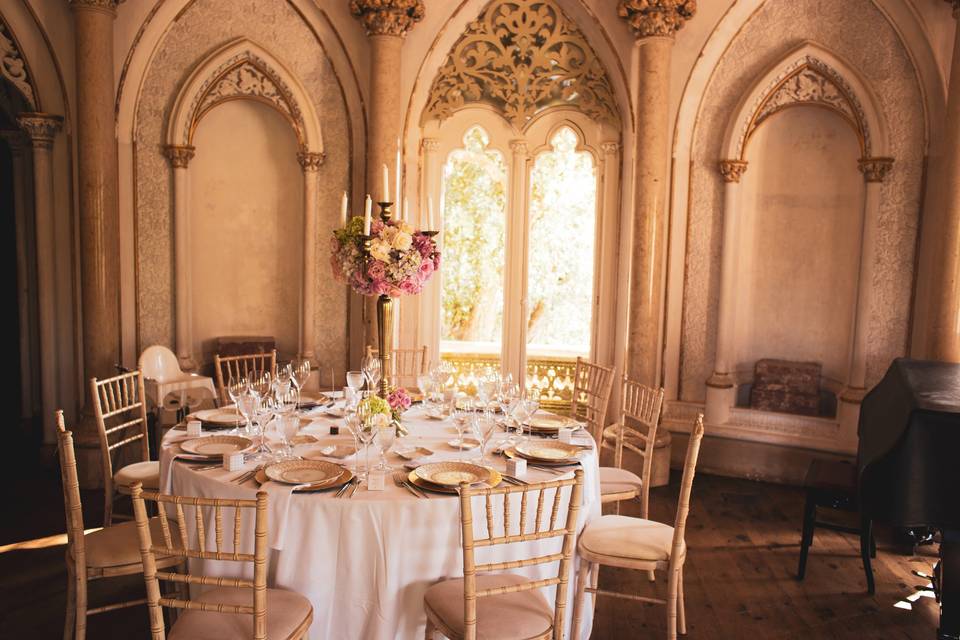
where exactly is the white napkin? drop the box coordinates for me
[160,449,215,493]
[260,480,310,551]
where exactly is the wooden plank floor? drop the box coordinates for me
[0,464,941,639]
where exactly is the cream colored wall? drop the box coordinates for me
[188,100,303,363]
[735,108,863,384]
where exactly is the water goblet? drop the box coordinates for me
[376,423,396,470]
[226,375,247,434]
[346,370,365,394]
[277,414,301,459]
[470,413,498,466]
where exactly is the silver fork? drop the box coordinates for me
[392,470,426,499]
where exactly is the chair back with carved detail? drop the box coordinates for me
[570,358,615,441]
[131,485,269,640]
[213,350,277,405]
[56,411,88,571]
[456,470,584,640]
[671,414,705,564]
[90,370,151,487]
[607,377,664,518]
[365,345,429,390]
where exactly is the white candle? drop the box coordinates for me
[428,196,436,230]
[364,195,372,235]
[340,191,348,228]
[381,164,389,203]
[395,140,402,208]
[402,198,409,224]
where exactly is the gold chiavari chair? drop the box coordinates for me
[213,349,277,405]
[57,411,184,640]
[571,415,706,640]
[90,370,158,526]
[599,378,665,516]
[366,345,429,390]
[423,470,584,640]
[130,484,313,640]
[570,357,615,441]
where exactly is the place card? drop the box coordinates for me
[223,452,245,471]
[558,427,575,443]
[367,468,386,491]
[186,420,202,437]
[505,458,527,478]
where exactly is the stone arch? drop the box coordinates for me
[167,37,322,154]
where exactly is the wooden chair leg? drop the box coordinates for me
[647,569,656,582]
[424,616,436,639]
[103,485,114,528]
[63,567,76,640]
[860,516,875,595]
[75,572,88,640]
[667,567,680,640]
[571,560,591,640]
[678,565,687,635]
[797,491,816,580]
[589,562,600,610]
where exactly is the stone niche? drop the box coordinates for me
[738,359,836,418]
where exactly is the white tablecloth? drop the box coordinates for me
[160,406,601,639]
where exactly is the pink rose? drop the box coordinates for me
[400,279,420,295]
[371,220,385,235]
[367,261,387,280]
[388,388,412,412]
[418,260,434,277]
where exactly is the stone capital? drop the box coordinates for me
[349,0,424,37]
[509,140,528,155]
[718,159,748,183]
[421,138,440,153]
[68,0,124,15]
[601,141,621,155]
[297,150,325,172]
[164,144,195,169]
[858,157,894,183]
[16,112,64,149]
[617,0,696,39]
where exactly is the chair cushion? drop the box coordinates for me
[169,587,312,640]
[579,515,682,563]
[114,460,160,490]
[599,466,643,496]
[84,516,179,569]
[424,573,554,640]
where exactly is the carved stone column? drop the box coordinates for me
[505,140,531,382]
[618,0,696,387]
[923,1,960,361]
[16,113,63,444]
[298,151,324,363]
[164,144,195,369]
[419,138,441,358]
[71,0,122,444]
[705,159,747,426]
[350,0,424,352]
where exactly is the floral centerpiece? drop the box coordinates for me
[331,216,440,298]
[359,390,412,437]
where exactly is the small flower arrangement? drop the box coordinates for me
[331,216,440,298]
[358,395,392,429]
[387,388,412,418]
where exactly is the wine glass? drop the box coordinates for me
[236,387,258,438]
[346,370,365,394]
[226,375,247,434]
[376,423,396,470]
[247,393,276,463]
[277,414,301,459]
[470,413,498,466]
[478,374,498,421]
[289,358,311,392]
[355,403,378,483]
[344,414,362,477]
[362,356,382,393]
[452,406,470,461]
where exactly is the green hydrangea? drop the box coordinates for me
[359,395,390,416]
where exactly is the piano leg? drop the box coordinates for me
[860,515,875,595]
[940,529,960,640]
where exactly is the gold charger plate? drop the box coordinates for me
[414,461,494,487]
[503,447,581,467]
[254,465,352,492]
[407,468,502,494]
[514,441,581,462]
[180,435,253,457]
[265,459,344,486]
[522,414,573,433]
[192,408,243,428]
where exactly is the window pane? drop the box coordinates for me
[440,126,508,368]
[526,126,597,358]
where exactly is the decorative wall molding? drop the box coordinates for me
[0,19,36,109]
[349,0,424,37]
[617,0,697,39]
[422,0,620,130]
[17,112,63,149]
[163,144,195,168]
[735,55,874,159]
[858,156,894,183]
[296,150,324,171]
[718,159,747,183]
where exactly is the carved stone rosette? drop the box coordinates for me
[17,113,63,150]
[349,0,424,37]
[858,157,894,183]
[297,151,325,172]
[718,159,748,184]
[164,144,195,169]
[617,0,697,39]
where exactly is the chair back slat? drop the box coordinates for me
[55,411,87,565]
[131,486,269,640]
[570,358,615,441]
[213,350,277,405]
[611,378,664,518]
[90,370,151,490]
[671,414,706,563]
[366,345,429,389]
[457,471,584,640]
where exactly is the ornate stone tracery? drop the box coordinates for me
[422,0,620,129]
[0,19,36,110]
[183,53,306,147]
[738,56,872,159]
[617,0,697,39]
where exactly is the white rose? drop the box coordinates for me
[369,239,392,262]
[393,231,413,251]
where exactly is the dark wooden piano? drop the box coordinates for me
[858,358,960,639]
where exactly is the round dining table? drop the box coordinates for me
[160,403,602,639]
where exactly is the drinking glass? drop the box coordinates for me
[346,370,365,394]
[277,414,300,459]
[344,414,362,477]
[470,413,498,466]
[226,375,247,434]
[362,355,382,392]
[276,366,293,396]
[355,413,378,483]
[247,394,276,463]
[452,406,469,461]
[236,389,258,438]
[289,358,311,392]
[376,423,396,470]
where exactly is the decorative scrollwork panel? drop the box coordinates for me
[0,19,36,110]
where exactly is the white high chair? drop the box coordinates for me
[138,346,216,446]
